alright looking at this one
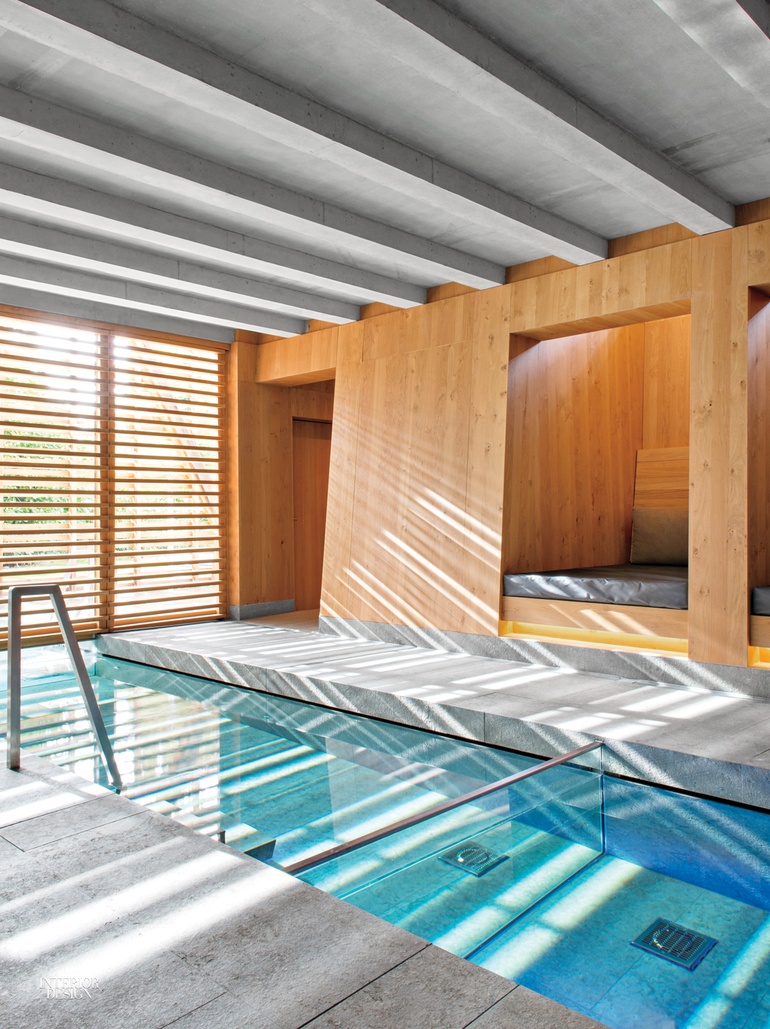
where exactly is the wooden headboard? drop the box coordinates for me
[634,447,689,510]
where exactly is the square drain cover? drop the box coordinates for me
[439,843,507,877]
[632,918,717,970]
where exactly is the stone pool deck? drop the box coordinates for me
[0,744,605,1028]
[98,619,770,808]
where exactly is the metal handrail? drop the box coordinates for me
[6,584,122,789]
[283,739,602,875]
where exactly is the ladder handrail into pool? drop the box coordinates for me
[283,739,602,875]
[6,584,123,789]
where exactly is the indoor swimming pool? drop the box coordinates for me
[4,644,770,1029]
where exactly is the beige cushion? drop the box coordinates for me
[630,507,689,565]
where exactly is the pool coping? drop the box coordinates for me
[95,620,770,811]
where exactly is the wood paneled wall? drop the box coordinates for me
[245,216,770,666]
[642,314,690,449]
[293,419,333,610]
[320,290,510,635]
[634,448,689,510]
[503,324,646,574]
[502,315,690,575]
[227,337,333,609]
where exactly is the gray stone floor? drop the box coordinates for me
[0,744,606,1028]
[98,619,770,807]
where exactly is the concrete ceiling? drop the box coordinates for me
[0,0,767,340]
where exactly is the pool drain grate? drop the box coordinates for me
[439,842,507,877]
[632,918,717,970]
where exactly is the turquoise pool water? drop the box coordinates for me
[4,644,770,1028]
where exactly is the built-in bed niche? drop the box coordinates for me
[500,313,691,652]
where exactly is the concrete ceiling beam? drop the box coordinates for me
[0,283,235,342]
[369,0,734,233]
[0,253,307,335]
[0,84,504,290]
[0,164,426,308]
[0,215,360,324]
[0,0,607,264]
[650,0,770,109]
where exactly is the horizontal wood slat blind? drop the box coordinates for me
[1,315,227,644]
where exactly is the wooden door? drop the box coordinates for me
[292,419,332,610]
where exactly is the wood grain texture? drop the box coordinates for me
[360,302,400,320]
[253,221,770,666]
[642,315,690,448]
[501,596,687,639]
[320,324,364,620]
[426,282,478,302]
[463,289,511,629]
[505,257,576,283]
[291,382,334,422]
[227,338,336,608]
[503,324,646,574]
[737,198,770,227]
[320,289,509,634]
[509,242,692,340]
[634,448,689,510]
[750,616,770,647]
[608,224,696,259]
[689,228,750,665]
[293,419,332,610]
[748,290,770,590]
[254,327,338,384]
[747,219,770,288]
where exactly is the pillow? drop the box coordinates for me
[630,507,689,565]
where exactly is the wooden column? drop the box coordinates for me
[689,229,750,665]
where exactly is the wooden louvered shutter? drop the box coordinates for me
[1,314,227,645]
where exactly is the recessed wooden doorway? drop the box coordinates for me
[292,418,332,611]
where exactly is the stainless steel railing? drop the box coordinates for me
[283,739,602,875]
[6,584,122,789]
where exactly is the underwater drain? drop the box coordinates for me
[632,918,717,970]
[439,843,507,877]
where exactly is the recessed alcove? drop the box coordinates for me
[499,312,691,653]
[748,289,770,662]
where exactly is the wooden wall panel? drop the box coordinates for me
[321,290,509,634]
[509,241,691,340]
[642,315,690,449]
[747,220,770,287]
[738,198,770,227]
[255,326,338,384]
[608,224,696,259]
[461,289,511,629]
[226,378,295,608]
[748,291,770,590]
[228,337,336,609]
[291,381,334,422]
[634,448,689,510]
[236,219,770,666]
[320,325,364,620]
[293,420,332,610]
[689,229,749,665]
[503,324,645,574]
[501,596,688,640]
